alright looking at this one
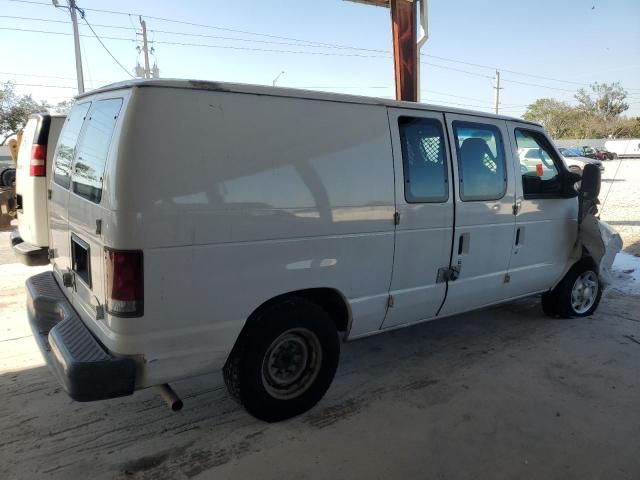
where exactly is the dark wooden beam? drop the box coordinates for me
[390,0,417,102]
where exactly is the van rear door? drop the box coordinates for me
[66,97,124,319]
[15,115,50,246]
[50,102,91,287]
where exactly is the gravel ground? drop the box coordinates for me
[0,163,639,480]
[599,158,640,255]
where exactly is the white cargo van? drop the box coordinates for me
[12,113,65,265]
[27,80,620,421]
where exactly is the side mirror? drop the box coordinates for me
[580,163,601,200]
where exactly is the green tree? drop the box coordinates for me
[575,82,628,118]
[52,99,73,115]
[0,81,50,143]
[522,98,583,138]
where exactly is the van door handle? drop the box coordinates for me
[515,227,521,246]
[458,233,469,255]
[48,189,52,200]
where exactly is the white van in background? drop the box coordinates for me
[604,139,640,158]
[11,113,65,265]
[26,80,620,422]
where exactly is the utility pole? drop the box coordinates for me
[493,70,501,114]
[139,16,151,79]
[68,0,84,93]
[272,71,285,87]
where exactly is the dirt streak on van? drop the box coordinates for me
[25,79,621,422]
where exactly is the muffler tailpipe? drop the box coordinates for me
[157,384,183,411]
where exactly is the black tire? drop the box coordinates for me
[541,291,557,317]
[541,258,602,318]
[223,297,340,422]
[0,168,16,187]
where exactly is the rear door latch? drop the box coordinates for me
[62,271,74,288]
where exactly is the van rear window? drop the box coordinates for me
[72,98,123,203]
[53,102,91,189]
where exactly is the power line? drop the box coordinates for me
[80,16,134,78]
[499,78,576,93]
[0,70,111,82]
[4,2,634,92]
[3,7,640,96]
[1,25,631,96]
[2,81,77,89]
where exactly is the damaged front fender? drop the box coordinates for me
[578,214,623,285]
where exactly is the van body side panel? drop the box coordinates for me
[101,88,395,386]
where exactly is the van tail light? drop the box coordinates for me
[105,249,144,317]
[30,144,46,176]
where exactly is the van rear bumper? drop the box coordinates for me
[11,230,49,266]
[26,271,136,401]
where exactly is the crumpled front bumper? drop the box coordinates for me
[597,221,623,285]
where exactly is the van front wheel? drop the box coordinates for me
[223,298,340,422]
[542,259,602,318]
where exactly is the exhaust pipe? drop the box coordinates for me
[157,384,183,411]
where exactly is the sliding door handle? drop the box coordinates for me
[515,227,521,246]
[458,233,469,255]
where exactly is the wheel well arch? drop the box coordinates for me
[238,288,352,341]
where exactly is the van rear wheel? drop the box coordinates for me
[542,259,602,318]
[223,298,340,422]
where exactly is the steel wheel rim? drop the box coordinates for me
[571,271,598,314]
[261,328,322,400]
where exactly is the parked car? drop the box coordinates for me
[595,146,617,160]
[577,146,607,161]
[26,79,621,422]
[558,147,604,173]
[604,139,640,158]
[11,113,65,265]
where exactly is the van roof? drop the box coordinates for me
[28,112,66,120]
[77,78,540,126]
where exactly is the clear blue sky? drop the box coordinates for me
[2,0,640,117]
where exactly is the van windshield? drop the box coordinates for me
[72,98,123,203]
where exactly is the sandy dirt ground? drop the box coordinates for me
[0,161,639,480]
[599,158,640,255]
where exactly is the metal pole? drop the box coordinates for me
[68,0,84,93]
[140,16,151,79]
[416,0,428,102]
[494,70,501,114]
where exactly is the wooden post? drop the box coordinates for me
[390,0,418,102]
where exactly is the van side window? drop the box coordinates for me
[53,102,91,189]
[398,116,448,203]
[72,98,123,203]
[515,129,562,197]
[452,121,506,201]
